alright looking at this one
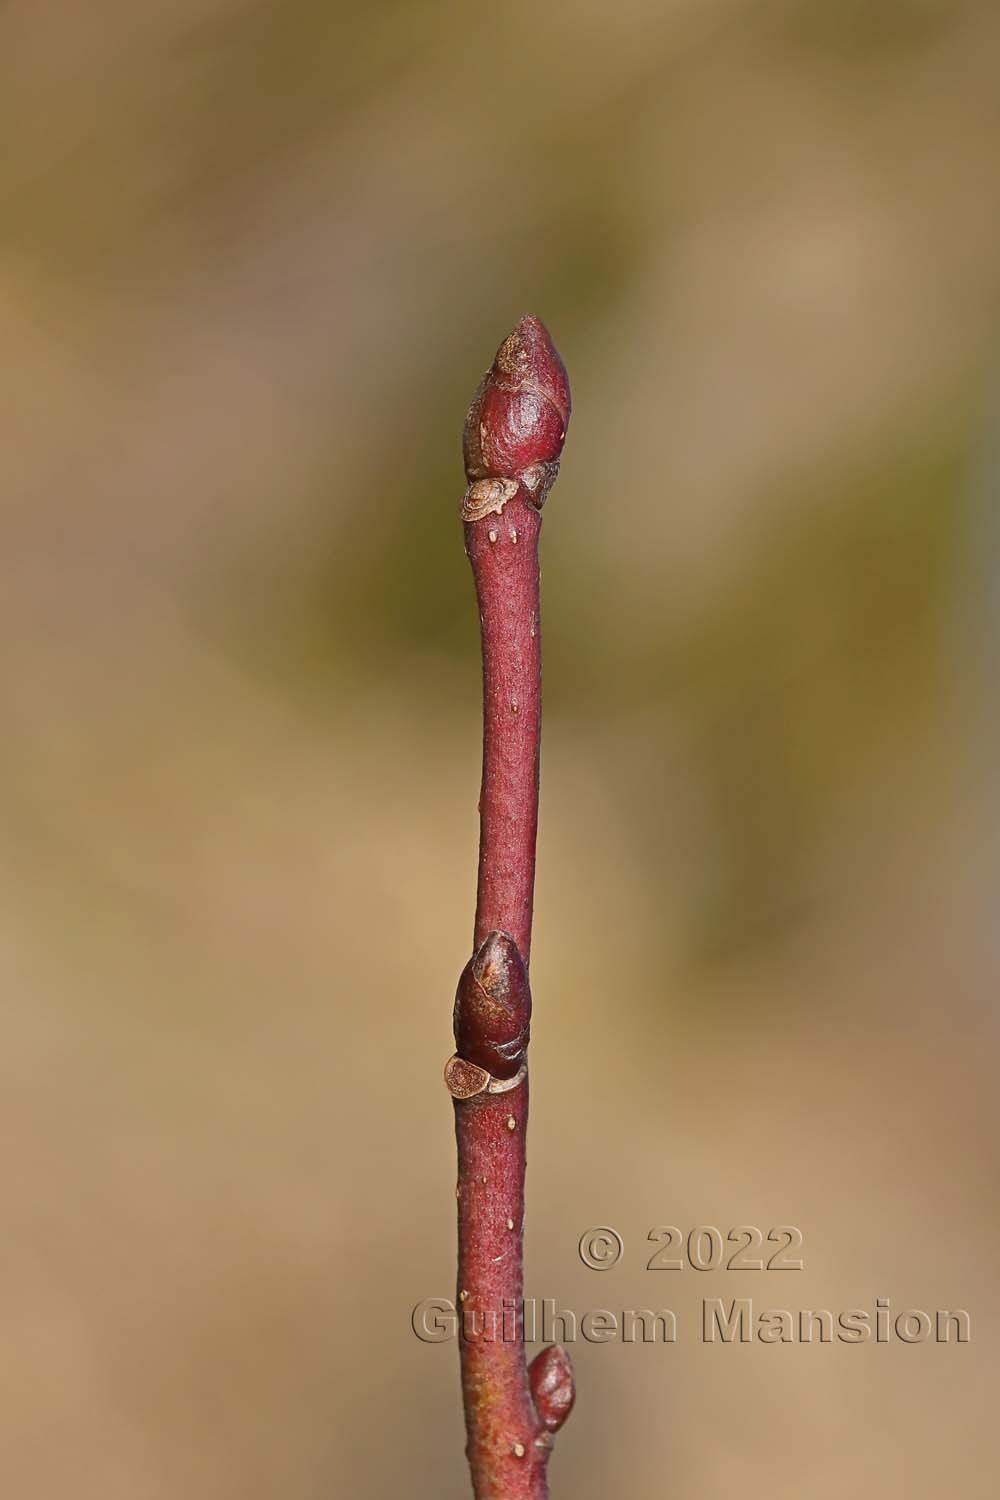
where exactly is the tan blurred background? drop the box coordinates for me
[2,0,998,1495]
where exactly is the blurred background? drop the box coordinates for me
[2,0,998,1495]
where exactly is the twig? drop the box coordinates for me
[444,316,574,1498]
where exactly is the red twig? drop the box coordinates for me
[444,317,573,1499]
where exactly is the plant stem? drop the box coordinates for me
[445,316,573,1499]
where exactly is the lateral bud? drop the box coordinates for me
[528,1344,575,1433]
[453,930,531,1080]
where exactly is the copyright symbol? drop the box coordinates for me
[578,1226,623,1270]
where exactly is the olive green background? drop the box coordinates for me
[2,1,998,1495]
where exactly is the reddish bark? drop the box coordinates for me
[447,316,573,1499]
[463,315,570,963]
